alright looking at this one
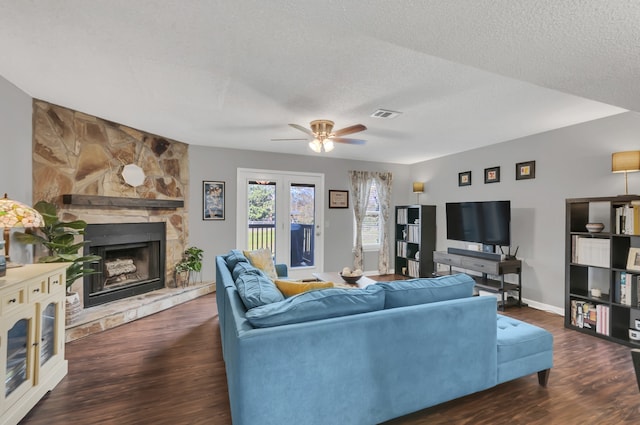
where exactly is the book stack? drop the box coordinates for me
[618,272,640,307]
[571,236,610,267]
[396,241,408,257]
[571,300,609,335]
[615,203,640,235]
[407,260,420,278]
[396,208,408,224]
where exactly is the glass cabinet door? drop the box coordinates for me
[39,302,56,367]
[5,318,31,398]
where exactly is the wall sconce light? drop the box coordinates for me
[612,151,640,195]
[0,193,44,267]
[412,182,424,204]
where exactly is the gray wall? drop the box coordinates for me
[0,76,33,262]
[188,145,412,281]
[410,111,640,312]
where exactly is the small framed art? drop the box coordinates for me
[516,160,536,180]
[627,248,640,272]
[458,171,471,187]
[329,190,349,208]
[484,166,500,184]
[203,181,225,220]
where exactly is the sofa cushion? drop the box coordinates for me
[274,279,334,297]
[232,261,265,281]
[224,249,249,270]
[236,273,284,309]
[243,248,278,280]
[377,274,475,309]
[496,315,554,362]
[245,285,385,328]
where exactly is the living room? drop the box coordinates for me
[2,2,640,424]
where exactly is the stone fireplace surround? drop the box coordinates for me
[31,100,214,339]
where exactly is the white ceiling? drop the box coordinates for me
[0,1,637,164]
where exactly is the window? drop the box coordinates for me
[357,181,381,248]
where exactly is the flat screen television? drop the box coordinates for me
[446,200,511,247]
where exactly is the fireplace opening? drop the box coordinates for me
[84,222,166,308]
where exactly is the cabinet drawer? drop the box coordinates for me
[29,278,49,302]
[1,287,26,315]
[460,257,500,274]
[48,272,65,294]
[432,251,462,267]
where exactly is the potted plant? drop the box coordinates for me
[14,201,101,324]
[174,246,204,287]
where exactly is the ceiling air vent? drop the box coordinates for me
[370,109,402,119]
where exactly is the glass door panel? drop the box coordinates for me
[6,318,30,398]
[247,181,276,253]
[40,302,56,366]
[290,183,315,268]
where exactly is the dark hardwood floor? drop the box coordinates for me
[18,277,640,425]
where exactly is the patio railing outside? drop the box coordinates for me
[248,221,314,267]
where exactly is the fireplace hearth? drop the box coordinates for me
[83,222,166,308]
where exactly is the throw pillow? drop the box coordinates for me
[245,285,385,328]
[377,274,475,309]
[235,273,284,310]
[274,279,334,297]
[243,248,278,280]
[232,261,264,281]
[224,249,249,270]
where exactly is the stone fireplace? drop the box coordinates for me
[83,222,165,307]
[32,100,190,307]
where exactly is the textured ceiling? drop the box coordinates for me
[0,1,636,164]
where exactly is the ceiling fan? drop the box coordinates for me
[272,119,367,153]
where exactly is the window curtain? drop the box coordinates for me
[372,172,393,274]
[349,170,371,271]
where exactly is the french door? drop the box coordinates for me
[236,168,324,279]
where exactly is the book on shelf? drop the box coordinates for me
[396,208,408,224]
[615,204,640,235]
[571,299,607,334]
[617,272,640,307]
[571,236,610,267]
[620,272,629,305]
[595,304,610,335]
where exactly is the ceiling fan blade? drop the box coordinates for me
[331,124,367,137]
[271,138,309,142]
[330,137,367,145]
[289,123,314,136]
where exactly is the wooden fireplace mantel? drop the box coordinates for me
[62,194,184,209]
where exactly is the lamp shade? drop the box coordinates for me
[412,182,424,193]
[612,151,640,173]
[0,194,44,228]
[0,194,44,259]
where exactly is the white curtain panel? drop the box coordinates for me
[372,172,393,274]
[349,170,371,271]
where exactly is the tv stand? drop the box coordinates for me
[433,250,523,311]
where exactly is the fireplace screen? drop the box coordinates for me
[84,222,165,307]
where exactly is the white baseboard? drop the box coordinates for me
[522,298,564,316]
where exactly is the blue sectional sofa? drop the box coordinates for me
[215,252,553,425]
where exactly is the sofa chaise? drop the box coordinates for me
[215,251,553,425]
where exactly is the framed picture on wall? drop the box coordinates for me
[516,160,536,180]
[484,166,500,184]
[458,171,472,186]
[203,181,225,220]
[329,190,349,208]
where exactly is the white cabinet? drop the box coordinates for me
[0,264,68,425]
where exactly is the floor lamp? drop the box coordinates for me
[412,182,424,204]
[612,151,640,195]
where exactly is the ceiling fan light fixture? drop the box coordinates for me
[323,140,335,152]
[309,139,322,153]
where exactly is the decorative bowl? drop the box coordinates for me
[585,222,605,233]
[340,273,362,284]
